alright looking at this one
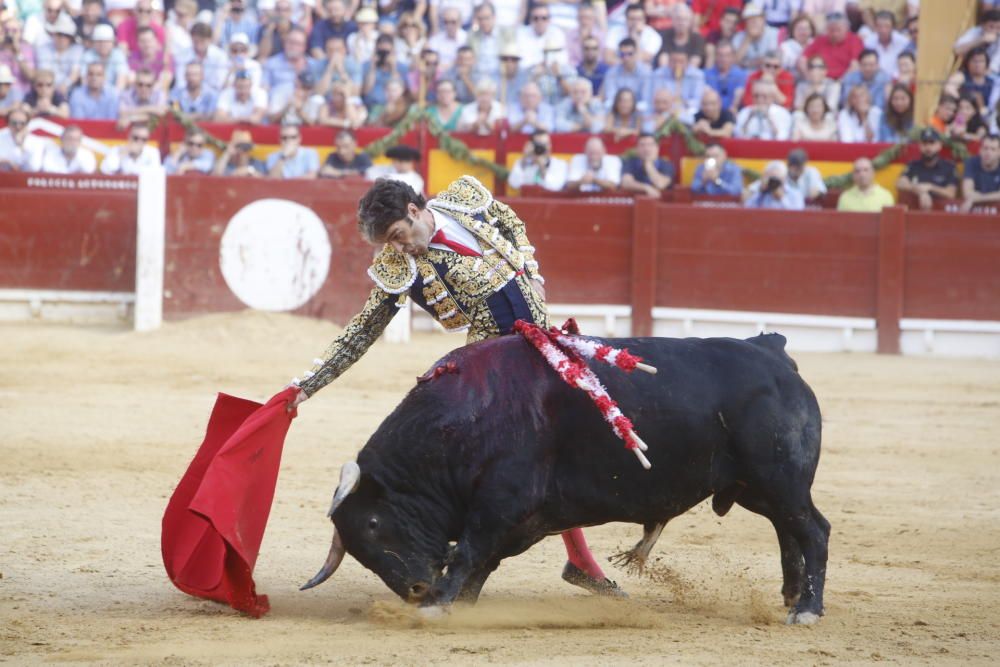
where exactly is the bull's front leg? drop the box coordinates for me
[420,529,509,608]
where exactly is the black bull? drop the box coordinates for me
[302,333,830,625]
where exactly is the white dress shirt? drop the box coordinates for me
[39,144,98,174]
[567,154,623,192]
[735,104,793,140]
[99,145,162,175]
[507,156,569,191]
[428,207,482,254]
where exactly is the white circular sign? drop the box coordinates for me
[219,199,332,311]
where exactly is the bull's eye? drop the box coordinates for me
[368,517,379,530]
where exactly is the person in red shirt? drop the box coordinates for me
[798,11,863,81]
[117,0,166,58]
[740,49,795,109]
[691,0,745,38]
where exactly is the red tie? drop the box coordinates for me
[430,229,481,257]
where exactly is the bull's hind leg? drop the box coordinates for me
[610,521,667,574]
[735,490,805,607]
[778,499,829,625]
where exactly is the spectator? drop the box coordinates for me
[643,0,683,33]
[554,76,605,133]
[516,4,568,70]
[319,129,372,178]
[367,144,424,194]
[744,161,805,210]
[642,87,681,133]
[657,4,706,68]
[99,122,161,175]
[957,48,996,115]
[531,39,575,107]
[953,9,1000,70]
[223,33,264,90]
[69,62,119,120]
[857,1,910,31]
[692,88,735,138]
[308,0,354,58]
[799,11,863,81]
[507,130,568,191]
[36,12,81,96]
[443,45,476,104]
[215,0,262,51]
[621,131,674,196]
[428,0,475,33]
[577,36,609,97]
[652,47,705,122]
[0,65,22,114]
[566,2,605,67]
[23,0,60,50]
[258,0,302,61]
[703,40,746,114]
[605,86,643,141]
[691,0,743,39]
[428,78,462,130]
[362,77,406,127]
[927,94,958,134]
[792,92,838,141]
[0,13,35,96]
[426,6,467,70]
[118,69,167,127]
[466,3,508,77]
[0,108,45,171]
[691,142,742,195]
[947,94,988,144]
[600,37,651,110]
[266,123,319,179]
[780,15,815,72]
[129,27,172,91]
[840,49,890,110]
[361,33,408,108]
[509,81,555,134]
[605,3,662,65]
[863,10,909,78]
[269,70,325,125]
[81,24,128,91]
[213,129,266,177]
[75,0,113,46]
[732,3,778,70]
[877,83,914,142]
[794,56,841,111]
[164,129,215,175]
[346,6,379,65]
[22,68,69,118]
[893,51,916,93]
[409,48,442,104]
[896,128,959,210]
[703,7,741,55]
[175,22,229,92]
[740,49,794,110]
[961,134,1000,212]
[264,27,317,93]
[170,61,218,120]
[786,148,827,202]
[395,12,428,70]
[837,157,894,211]
[166,2,198,56]
[565,136,622,193]
[837,85,881,143]
[214,69,268,122]
[761,0,799,29]
[117,0,164,58]
[39,124,96,174]
[457,78,504,135]
[801,1,850,34]
[735,80,792,140]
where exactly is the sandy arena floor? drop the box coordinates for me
[2,311,999,665]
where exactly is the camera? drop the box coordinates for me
[532,141,548,156]
[763,176,783,194]
[236,142,253,152]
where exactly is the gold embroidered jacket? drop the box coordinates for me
[299,176,548,397]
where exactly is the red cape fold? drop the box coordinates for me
[161,387,298,617]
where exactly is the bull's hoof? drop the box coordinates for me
[785,609,822,625]
[417,605,450,620]
[562,562,629,599]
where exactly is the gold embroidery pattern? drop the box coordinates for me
[368,246,418,294]
[485,199,542,281]
[418,260,471,331]
[428,175,493,215]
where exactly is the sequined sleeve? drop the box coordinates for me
[487,199,543,282]
[297,287,399,397]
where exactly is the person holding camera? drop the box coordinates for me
[507,130,569,191]
[743,160,805,210]
[735,80,792,140]
[213,129,267,177]
[691,142,743,195]
[361,33,408,109]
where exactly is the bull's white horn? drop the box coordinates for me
[327,461,361,518]
[300,528,347,590]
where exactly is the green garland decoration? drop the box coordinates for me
[424,113,510,178]
[362,105,424,157]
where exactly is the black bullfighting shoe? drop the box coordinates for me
[562,562,629,598]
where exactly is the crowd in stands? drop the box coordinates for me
[0,0,999,210]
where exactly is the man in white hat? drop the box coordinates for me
[497,42,527,107]
[36,11,82,96]
[82,24,129,90]
[0,65,22,115]
[732,3,778,70]
[223,33,263,90]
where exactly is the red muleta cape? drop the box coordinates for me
[161,387,297,617]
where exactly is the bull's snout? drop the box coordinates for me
[408,582,431,601]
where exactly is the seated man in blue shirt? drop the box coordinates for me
[69,62,119,120]
[164,129,216,175]
[620,132,674,197]
[691,142,743,196]
[961,134,1000,212]
[266,123,320,179]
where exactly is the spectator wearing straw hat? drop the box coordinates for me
[497,42,527,108]
[213,128,267,177]
[223,32,264,90]
[82,24,129,91]
[0,65,23,114]
[35,11,81,96]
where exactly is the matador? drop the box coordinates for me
[290,175,624,597]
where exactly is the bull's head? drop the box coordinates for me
[300,461,449,604]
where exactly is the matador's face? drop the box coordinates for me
[377,205,434,257]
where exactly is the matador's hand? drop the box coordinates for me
[287,388,308,412]
[530,278,546,301]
